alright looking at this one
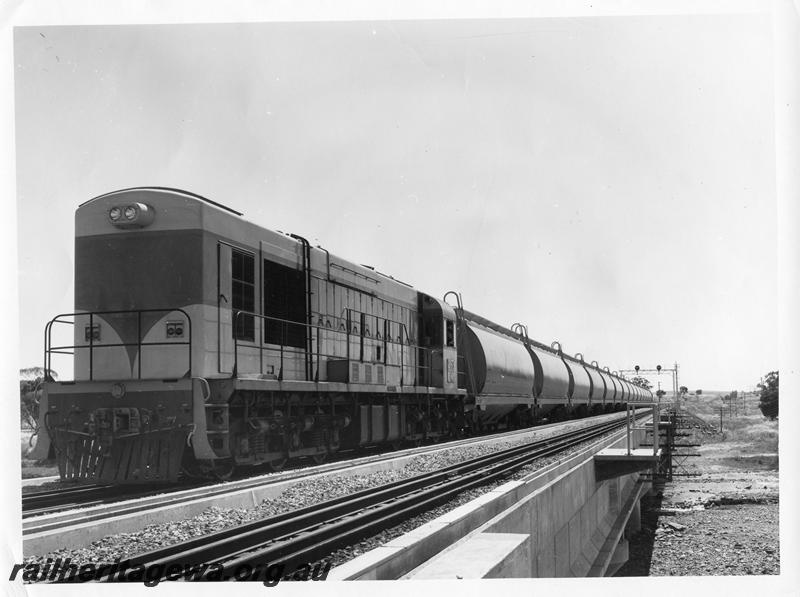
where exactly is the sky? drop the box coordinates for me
[10,11,779,393]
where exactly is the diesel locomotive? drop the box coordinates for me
[30,187,651,484]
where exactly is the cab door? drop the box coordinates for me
[218,243,257,375]
[442,317,458,392]
[217,242,234,373]
[418,294,458,393]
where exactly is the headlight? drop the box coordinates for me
[109,202,155,228]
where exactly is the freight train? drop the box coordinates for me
[30,187,651,484]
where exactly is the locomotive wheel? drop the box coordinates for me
[312,452,328,465]
[268,456,287,472]
[180,462,205,480]
[212,458,235,481]
[180,448,205,480]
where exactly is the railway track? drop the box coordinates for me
[22,442,410,519]
[83,414,640,583]
[23,412,628,525]
[22,484,187,518]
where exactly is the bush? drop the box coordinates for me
[758,371,778,420]
[19,366,57,429]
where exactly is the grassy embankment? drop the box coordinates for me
[680,391,778,470]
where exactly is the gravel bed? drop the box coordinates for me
[617,497,779,576]
[24,420,620,569]
[616,406,780,577]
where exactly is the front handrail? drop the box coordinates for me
[44,308,193,382]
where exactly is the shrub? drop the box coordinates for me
[758,371,778,420]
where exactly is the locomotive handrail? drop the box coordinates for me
[288,233,313,381]
[231,309,449,389]
[444,290,479,398]
[44,308,193,382]
[192,376,211,402]
[43,317,72,381]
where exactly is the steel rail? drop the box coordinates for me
[22,484,170,518]
[88,412,649,583]
[23,485,113,512]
